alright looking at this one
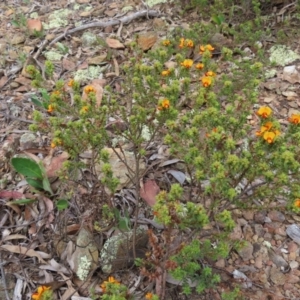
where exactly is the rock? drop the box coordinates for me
[237,241,253,261]
[264,222,280,234]
[270,267,286,285]
[267,211,285,222]
[254,254,263,269]
[100,228,148,273]
[287,242,298,252]
[215,258,226,268]
[19,133,39,150]
[254,211,266,224]
[289,261,299,269]
[286,224,300,245]
[229,224,242,240]
[70,226,98,281]
[243,224,254,240]
[254,224,265,237]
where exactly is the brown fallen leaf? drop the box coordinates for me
[137,32,157,51]
[45,151,69,177]
[106,37,125,49]
[140,180,160,207]
[27,19,43,35]
[0,245,49,263]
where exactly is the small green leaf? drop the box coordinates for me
[9,198,37,205]
[11,158,43,179]
[31,95,44,107]
[40,88,50,102]
[42,177,53,195]
[56,199,69,210]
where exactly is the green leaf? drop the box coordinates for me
[40,88,50,102]
[11,158,43,179]
[8,198,37,205]
[56,199,69,210]
[26,178,44,190]
[30,95,44,107]
[42,177,53,195]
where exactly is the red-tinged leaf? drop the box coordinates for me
[0,190,24,200]
[140,180,160,207]
[45,152,69,177]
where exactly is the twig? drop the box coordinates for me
[49,10,161,47]
[0,253,11,300]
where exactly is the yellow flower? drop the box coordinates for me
[32,286,51,300]
[84,85,96,94]
[162,39,171,46]
[161,69,171,76]
[256,106,272,118]
[50,142,56,148]
[205,71,216,77]
[294,199,300,208]
[179,38,185,49]
[201,76,212,87]
[196,63,204,70]
[158,99,170,110]
[80,106,89,114]
[47,105,54,113]
[68,79,74,87]
[145,292,153,299]
[185,39,194,48]
[288,114,300,124]
[263,131,276,144]
[181,59,193,69]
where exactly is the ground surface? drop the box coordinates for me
[1,0,300,299]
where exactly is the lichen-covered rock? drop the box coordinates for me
[269,45,300,67]
[100,228,148,273]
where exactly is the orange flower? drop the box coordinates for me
[158,99,170,110]
[47,104,54,113]
[256,106,272,118]
[206,127,217,138]
[145,292,153,299]
[185,39,194,48]
[162,39,171,46]
[205,71,216,77]
[161,69,171,76]
[32,286,51,300]
[84,85,96,94]
[179,38,185,49]
[256,122,273,136]
[201,76,212,87]
[288,114,300,124]
[67,79,74,87]
[294,199,300,208]
[200,44,215,54]
[263,131,276,144]
[196,63,204,70]
[181,59,193,69]
[101,276,120,293]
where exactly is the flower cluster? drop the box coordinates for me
[288,114,300,125]
[199,44,215,55]
[255,107,280,144]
